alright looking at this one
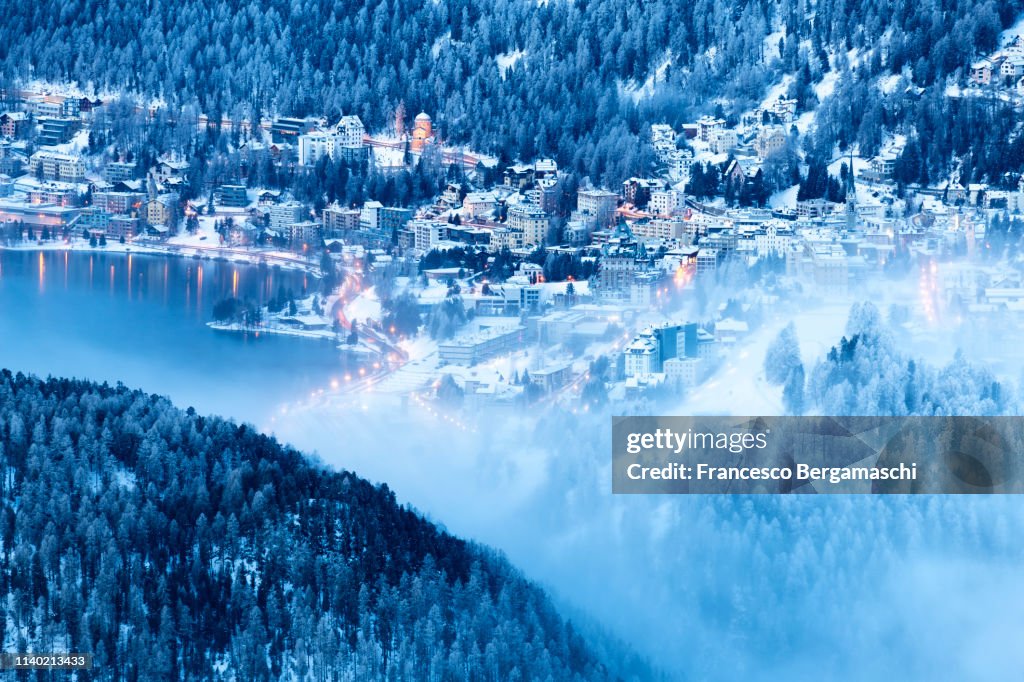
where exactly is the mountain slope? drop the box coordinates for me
[5,0,1022,186]
[0,371,609,679]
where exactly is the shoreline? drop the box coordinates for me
[208,320,340,343]
[0,240,323,276]
[208,320,383,364]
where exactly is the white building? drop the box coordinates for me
[751,221,796,256]
[633,217,686,240]
[577,188,618,228]
[297,131,335,166]
[766,96,798,122]
[507,203,550,246]
[667,149,694,182]
[29,151,85,182]
[361,200,383,230]
[563,212,597,245]
[297,116,366,165]
[649,189,686,217]
[708,128,739,154]
[287,221,322,247]
[970,59,994,85]
[696,248,719,274]
[651,123,675,147]
[488,226,513,250]
[663,356,701,388]
[269,201,307,229]
[534,158,558,179]
[335,115,366,147]
[463,191,497,219]
[623,330,659,378]
[696,115,726,142]
[754,126,787,160]
[412,219,448,251]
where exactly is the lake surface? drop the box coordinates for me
[0,249,346,426]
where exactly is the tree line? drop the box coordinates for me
[0,371,611,680]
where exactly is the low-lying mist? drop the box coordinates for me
[267,286,1024,680]
[268,405,1024,678]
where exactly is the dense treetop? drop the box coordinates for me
[0,371,609,680]
[4,0,1024,186]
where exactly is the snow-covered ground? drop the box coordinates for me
[620,54,673,104]
[827,154,870,177]
[1001,14,1024,44]
[46,128,91,155]
[496,49,526,77]
[0,234,320,275]
[814,68,840,101]
[878,73,904,94]
[1,237,174,257]
[759,74,793,110]
[792,109,816,136]
[763,30,786,61]
[768,184,799,209]
[430,32,451,60]
[343,285,382,324]
[167,213,227,248]
[675,299,852,416]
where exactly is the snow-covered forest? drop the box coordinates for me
[4,0,1024,187]
[763,302,1017,416]
[0,372,614,680]
[4,0,1024,677]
